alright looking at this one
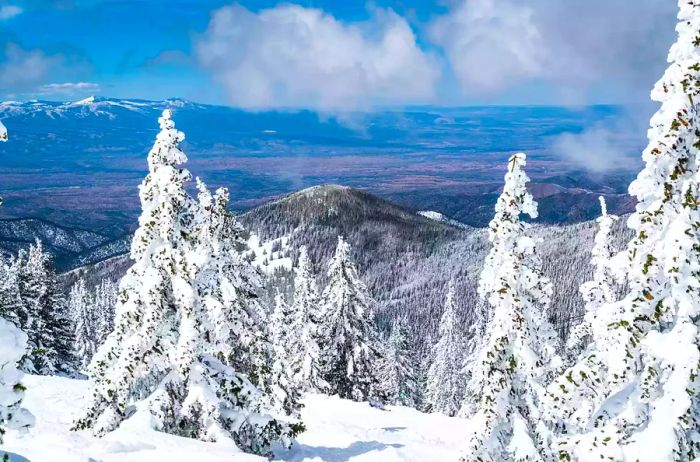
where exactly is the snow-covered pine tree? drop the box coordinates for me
[544,3,700,460]
[93,278,117,345]
[565,196,618,362]
[69,278,98,369]
[0,317,34,453]
[0,256,24,328]
[74,109,199,435]
[75,111,299,456]
[460,153,561,462]
[20,240,77,376]
[193,179,301,420]
[376,317,420,408]
[319,236,382,402]
[288,246,326,392]
[425,280,465,416]
[268,291,303,417]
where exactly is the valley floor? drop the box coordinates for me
[2,375,466,462]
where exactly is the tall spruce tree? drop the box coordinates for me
[75,110,298,456]
[20,240,77,375]
[544,3,700,460]
[93,278,117,345]
[460,153,561,462]
[377,317,420,408]
[425,280,465,416]
[69,278,98,369]
[565,196,618,362]
[288,246,326,392]
[319,236,381,402]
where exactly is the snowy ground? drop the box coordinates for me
[2,375,466,462]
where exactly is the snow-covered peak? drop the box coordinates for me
[69,96,96,106]
[417,210,469,229]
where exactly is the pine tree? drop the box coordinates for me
[425,280,465,416]
[75,111,299,456]
[20,240,77,375]
[193,179,301,420]
[288,246,326,392]
[460,153,561,462]
[544,4,700,460]
[319,236,381,402]
[0,256,24,328]
[69,279,98,369]
[376,317,420,407]
[565,196,618,362]
[93,278,117,345]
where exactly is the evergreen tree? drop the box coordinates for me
[460,153,561,462]
[425,280,465,416]
[20,240,77,375]
[69,278,98,369]
[93,278,117,345]
[565,196,618,362]
[544,4,700,460]
[0,256,24,328]
[269,291,303,417]
[288,246,326,392]
[376,317,420,407]
[193,179,301,419]
[319,236,381,402]
[75,110,298,456]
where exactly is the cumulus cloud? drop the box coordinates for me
[0,5,22,20]
[195,4,440,111]
[0,44,63,91]
[429,0,677,103]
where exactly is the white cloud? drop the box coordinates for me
[429,0,677,103]
[0,44,62,90]
[195,4,440,111]
[0,5,22,20]
[38,82,101,95]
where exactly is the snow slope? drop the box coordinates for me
[2,375,466,462]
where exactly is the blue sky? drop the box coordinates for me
[0,0,678,109]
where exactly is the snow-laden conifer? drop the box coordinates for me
[75,111,298,456]
[69,279,98,369]
[21,240,77,375]
[460,153,561,462]
[93,279,117,345]
[319,236,381,402]
[544,3,700,459]
[288,246,326,392]
[565,196,618,362]
[376,317,420,407]
[425,280,465,416]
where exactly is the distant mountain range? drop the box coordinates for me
[0,97,641,232]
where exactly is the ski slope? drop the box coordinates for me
[2,375,466,462]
